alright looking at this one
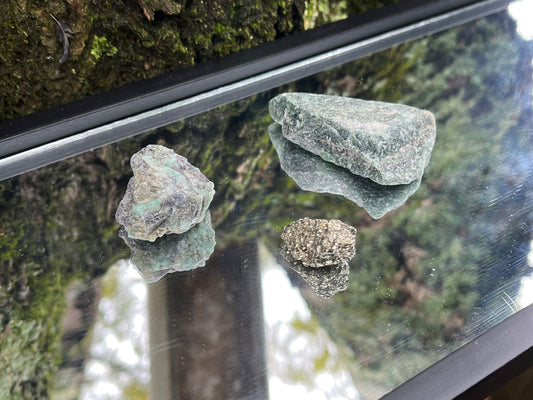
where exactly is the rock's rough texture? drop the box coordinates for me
[269,93,436,185]
[281,217,356,268]
[269,123,421,219]
[285,257,350,298]
[116,145,215,242]
[119,211,216,283]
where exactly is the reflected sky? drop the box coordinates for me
[80,261,149,400]
[509,0,533,40]
[260,243,361,400]
[77,239,533,399]
[508,0,533,309]
[517,240,533,307]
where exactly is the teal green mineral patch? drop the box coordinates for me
[133,199,161,217]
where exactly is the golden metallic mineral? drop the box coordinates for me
[280,217,356,268]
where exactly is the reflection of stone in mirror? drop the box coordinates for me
[280,217,356,297]
[116,144,215,242]
[119,211,216,283]
[269,123,421,219]
[282,245,350,298]
[269,93,436,186]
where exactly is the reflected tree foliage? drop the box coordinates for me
[0,8,531,399]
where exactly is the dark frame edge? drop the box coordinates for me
[458,346,533,400]
[381,303,533,400]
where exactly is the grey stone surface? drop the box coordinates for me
[116,144,215,242]
[280,217,356,268]
[269,93,436,185]
[284,254,350,298]
[269,123,421,219]
[119,211,216,283]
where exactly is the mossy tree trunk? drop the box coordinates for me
[0,0,305,122]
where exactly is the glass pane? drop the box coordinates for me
[1,6,532,400]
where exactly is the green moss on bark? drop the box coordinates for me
[0,0,304,122]
[0,0,400,122]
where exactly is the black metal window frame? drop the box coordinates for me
[1,0,532,398]
[384,303,533,399]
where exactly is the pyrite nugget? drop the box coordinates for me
[280,217,356,268]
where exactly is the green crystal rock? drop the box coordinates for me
[280,217,356,268]
[269,123,421,219]
[269,93,436,185]
[116,144,215,242]
[119,211,215,283]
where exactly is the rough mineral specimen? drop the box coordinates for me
[119,211,216,283]
[269,93,436,185]
[269,123,421,219]
[280,217,356,268]
[285,257,350,298]
[116,144,215,242]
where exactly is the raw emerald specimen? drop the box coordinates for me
[116,145,215,242]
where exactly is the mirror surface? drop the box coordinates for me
[0,6,532,400]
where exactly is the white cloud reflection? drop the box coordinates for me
[80,260,149,400]
[508,0,533,40]
[260,242,361,400]
[517,240,533,308]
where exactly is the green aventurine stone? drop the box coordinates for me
[269,123,421,219]
[269,93,436,185]
[116,145,215,242]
